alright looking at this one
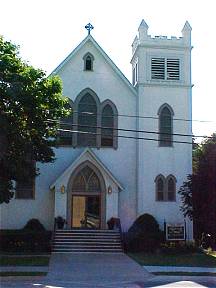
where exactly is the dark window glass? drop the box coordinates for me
[88,174,101,193]
[157,178,164,201]
[78,93,97,147]
[72,166,101,193]
[159,107,172,146]
[101,105,114,147]
[16,160,35,199]
[85,56,92,71]
[72,174,86,193]
[59,102,73,146]
[16,178,34,199]
[168,178,175,201]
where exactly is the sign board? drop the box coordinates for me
[166,223,185,241]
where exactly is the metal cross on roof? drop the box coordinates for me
[85,23,94,35]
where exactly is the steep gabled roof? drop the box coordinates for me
[51,35,136,96]
[50,148,124,191]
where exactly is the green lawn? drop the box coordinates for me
[0,256,50,266]
[128,252,216,267]
[0,272,47,277]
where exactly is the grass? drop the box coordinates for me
[128,251,216,267]
[0,272,47,277]
[0,256,50,266]
[153,272,216,276]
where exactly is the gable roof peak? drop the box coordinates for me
[51,33,136,95]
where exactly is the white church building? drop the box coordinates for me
[0,20,193,239]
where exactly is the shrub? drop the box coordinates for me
[23,219,46,231]
[55,216,66,229]
[160,241,199,254]
[0,230,51,253]
[107,217,119,230]
[0,219,50,253]
[126,213,165,252]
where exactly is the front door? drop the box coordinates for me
[72,195,100,229]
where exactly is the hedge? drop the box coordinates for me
[0,230,52,253]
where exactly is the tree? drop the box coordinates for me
[178,133,216,247]
[0,36,69,204]
[178,174,193,220]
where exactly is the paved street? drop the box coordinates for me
[0,275,216,287]
[0,253,216,287]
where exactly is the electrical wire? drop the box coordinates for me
[47,119,214,140]
[57,127,195,145]
[64,102,216,123]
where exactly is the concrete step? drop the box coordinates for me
[54,235,120,239]
[53,243,122,247]
[52,248,122,253]
[55,232,120,236]
[52,229,123,253]
[54,239,120,243]
[55,229,119,234]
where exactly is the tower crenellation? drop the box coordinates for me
[132,20,192,58]
[131,20,192,87]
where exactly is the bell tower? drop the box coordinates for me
[132,19,193,239]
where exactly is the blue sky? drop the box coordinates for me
[1,0,215,138]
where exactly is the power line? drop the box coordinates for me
[47,119,214,139]
[57,127,194,145]
[65,102,216,123]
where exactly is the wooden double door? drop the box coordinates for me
[71,195,100,229]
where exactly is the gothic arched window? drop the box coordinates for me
[72,166,101,193]
[101,100,118,149]
[101,104,114,147]
[59,100,73,146]
[158,104,174,147]
[83,53,94,71]
[155,174,176,201]
[155,175,165,201]
[77,93,97,147]
[167,175,176,201]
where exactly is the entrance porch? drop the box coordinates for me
[50,148,124,230]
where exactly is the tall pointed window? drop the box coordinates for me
[156,175,165,201]
[83,53,94,71]
[101,105,114,147]
[77,93,97,147]
[59,100,73,146]
[158,105,173,147]
[155,174,176,202]
[16,152,35,199]
[59,89,118,148]
[167,176,176,201]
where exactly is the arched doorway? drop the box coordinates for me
[67,161,106,229]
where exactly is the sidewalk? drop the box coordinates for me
[144,265,216,273]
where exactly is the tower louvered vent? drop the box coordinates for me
[167,59,180,80]
[151,58,180,81]
[151,58,165,80]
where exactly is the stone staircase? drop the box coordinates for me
[52,229,123,253]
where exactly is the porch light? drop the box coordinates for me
[107,185,112,194]
[60,185,66,194]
